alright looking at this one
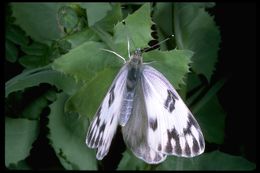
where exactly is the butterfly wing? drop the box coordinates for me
[141,65,205,158]
[122,81,167,164]
[86,64,128,160]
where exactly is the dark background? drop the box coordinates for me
[210,2,256,163]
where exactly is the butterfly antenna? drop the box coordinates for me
[100,48,126,63]
[143,34,174,52]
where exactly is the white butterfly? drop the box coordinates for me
[86,39,205,164]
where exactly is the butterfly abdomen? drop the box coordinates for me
[120,91,135,126]
[119,60,141,126]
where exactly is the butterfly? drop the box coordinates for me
[86,39,205,164]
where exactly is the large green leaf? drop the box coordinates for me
[174,3,220,81]
[47,93,97,170]
[5,66,79,97]
[156,151,255,170]
[11,3,66,44]
[52,41,122,83]
[5,117,39,167]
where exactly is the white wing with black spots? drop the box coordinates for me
[86,64,128,160]
[122,82,167,164]
[141,65,205,158]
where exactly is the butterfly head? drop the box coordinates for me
[129,48,143,67]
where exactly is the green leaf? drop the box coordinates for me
[113,3,153,57]
[143,49,193,90]
[66,28,99,49]
[21,42,49,56]
[153,3,173,37]
[156,151,255,170]
[8,160,31,170]
[117,150,147,170]
[5,66,79,98]
[19,55,48,69]
[52,41,122,83]
[5,117,39,167]
[57,6,78,32]
[80,3,112,27]
[174,3,221,81]
[94,3,123,33]
[195,95,226,144]
[65,67,118,118]
[6,39,18,63]
[11,3,66,44]
[6,24,29,46]
[47,93,97,170]
[21,90,55,120]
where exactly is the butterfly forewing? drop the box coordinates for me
[86,64,128,160]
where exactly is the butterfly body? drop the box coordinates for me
[86,48,205,164]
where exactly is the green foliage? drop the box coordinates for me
[5,2,255,170]
[156,151,256,170]
[174,3,221,81]
[48,93,97,170]
[12,3,66,44]
[5,117,39,167]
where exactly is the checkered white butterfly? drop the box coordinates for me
[86,37,205,164]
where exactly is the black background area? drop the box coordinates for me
[210,2,256,163]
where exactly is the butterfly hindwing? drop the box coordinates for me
[86,65,128,160]
[122,81,167,164]
[141,65,205,158]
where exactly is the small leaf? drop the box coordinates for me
[19,55,48,69]
[5,117,39,167]
[57,6,79,32]
[174,3,221,81]
[48,93,97,170]
[21,42,49,56]
[6,39,18,63]
[156,151,255,170]
[114,3,153,57]
[6,24,29,46]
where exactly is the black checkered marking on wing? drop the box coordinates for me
[108,84,115,107]
[164,89,178,113]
